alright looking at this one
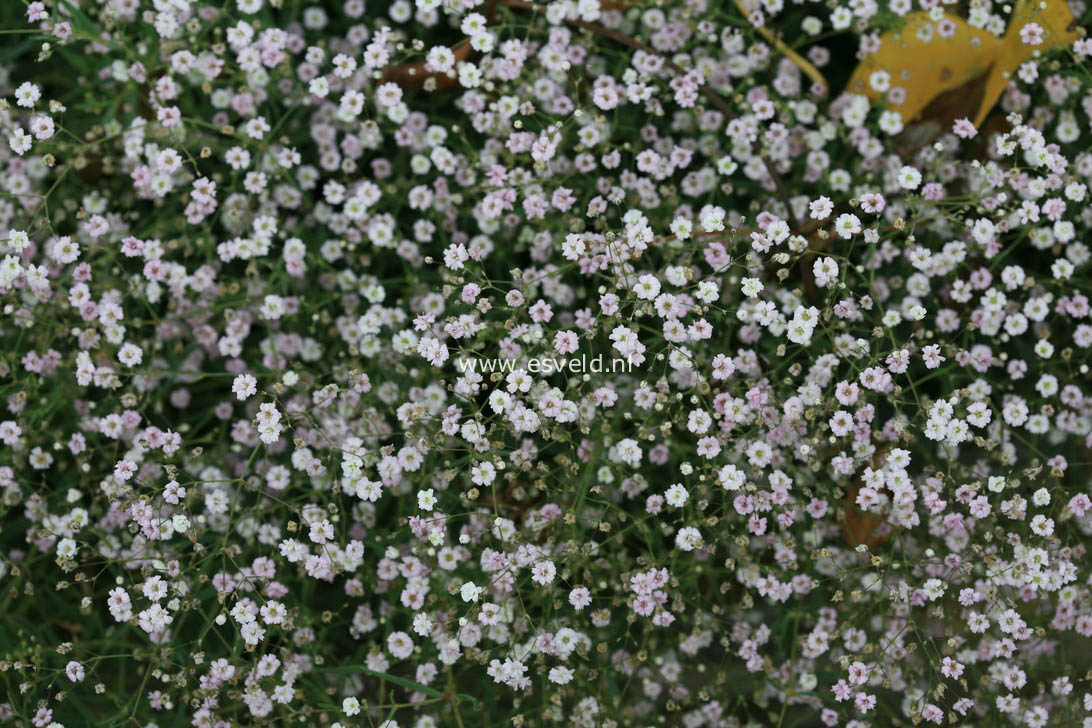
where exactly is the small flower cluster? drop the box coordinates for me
[0,0,1090,726]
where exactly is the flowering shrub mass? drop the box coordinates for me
[2,0,1092,726]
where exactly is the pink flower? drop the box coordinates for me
[157,105,181,127]
[1019,22,1043,45]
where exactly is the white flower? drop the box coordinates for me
[835,213,861,239]
[56,538,77,558]
[1030,514,1054,536]
[118,343,143,367]
[308,76,329,97]
[869,70,890,92]
[695,280,718,302]
[718,464,745,491]
[741,278,763,297]
[786,318,815,345]
[8,128,32,155]
[812,257,839,287]
[670,216,693,240]
[7,230,29,252]
[548,666,574,684]
[143,576,168,602]
[633,274,661,300]
[426,46,456,74]
[809,196,834,219]
[922,578,945,601]
[240,620,266,645]
[342,697,361,716]
[232,373,257,401]
[830,5,853,29]
[897,165,922,190]
[460,582,483,602]
[418,488,437,510]
[716,156,738,175]
[665,483,688,507]
[699,205,725,232]
[457,61,482,88]
[14,82,41,108]
[460,12,488,35]
[971,218,995,244]
[413,612,433,636]
[675,526,703,551]
[470,461,496,485]
[878,110,903,135]
[260,295,286,320]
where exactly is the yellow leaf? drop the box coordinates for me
[977,0,1082,126]
[844,0,1080,129]
[845,14,1000,123]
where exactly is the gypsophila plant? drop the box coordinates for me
[0,0,1091,725]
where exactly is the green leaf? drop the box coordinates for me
[56,0,109,45]
[0,39,33,64]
